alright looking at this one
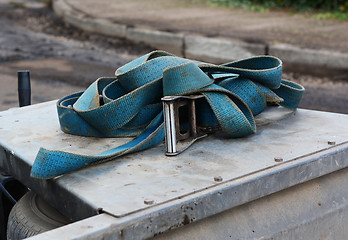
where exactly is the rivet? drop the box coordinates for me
[274,157,283,162]
[144,199,154,205]
[214,176,223,182]
[328,141,336,145]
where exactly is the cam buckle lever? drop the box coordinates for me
[162,95,207,156]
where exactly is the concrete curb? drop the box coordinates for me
[269,43,348,69]
[53,0,348,69]
[126,28,184,57]
[185,35,265,64]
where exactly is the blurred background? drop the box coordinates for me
[0,0,347,113]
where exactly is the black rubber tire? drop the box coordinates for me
[7,191,71,240]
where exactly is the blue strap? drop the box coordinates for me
[31,51,304,179]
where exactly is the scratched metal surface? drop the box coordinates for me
[0,101,347,218]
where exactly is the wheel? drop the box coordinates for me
[7,191,71,240]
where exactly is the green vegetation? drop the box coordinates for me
[41,0,53,8]
[9,1,26,8]
[208,0,348,20]
[9,0,52,9]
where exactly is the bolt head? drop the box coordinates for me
[214,176,223,182]
[144,199,154,205]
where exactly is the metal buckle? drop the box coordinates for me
[162,95,207,156]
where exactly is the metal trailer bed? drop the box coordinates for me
[0,101,347,239]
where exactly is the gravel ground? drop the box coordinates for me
[0,0,153,66]
[0,0,347,113]
[0,0,153,111]
[67,0,348,53]
[283,72,348,114]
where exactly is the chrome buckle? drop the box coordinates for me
[162,95,207,156]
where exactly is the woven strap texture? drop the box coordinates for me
[30,51,304,179]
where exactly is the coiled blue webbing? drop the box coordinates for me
[31,51,304,179]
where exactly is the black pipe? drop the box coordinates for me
[17,70,31,107]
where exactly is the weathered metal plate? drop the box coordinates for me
[26,167,348,240]
[0,101,347,220]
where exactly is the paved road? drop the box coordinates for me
[0,71,83,111]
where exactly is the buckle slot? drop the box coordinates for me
[162,95,207,156]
